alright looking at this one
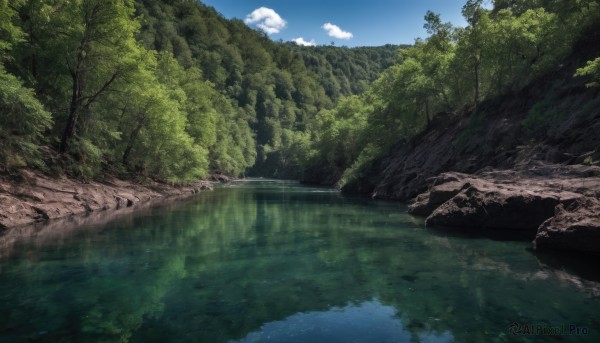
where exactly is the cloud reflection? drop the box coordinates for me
[230,299,453,343]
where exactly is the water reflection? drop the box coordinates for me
[230,299,453,343]
[0,180,598,343]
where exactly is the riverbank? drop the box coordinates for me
[333,33,600,255]
[407,163,600,254]
[0,169,214,229]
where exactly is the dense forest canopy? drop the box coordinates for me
[0,0,599,184]
[0,0,398,181]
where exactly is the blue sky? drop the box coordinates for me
[200,0,472,47]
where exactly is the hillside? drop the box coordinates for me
[135,0,401,177]
[289,44,405,96]
[297,0,600,191]
[342,27,600,200]
[330,20,600,255]
[0,0,399,182]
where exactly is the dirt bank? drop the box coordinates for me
[0,170,213,229]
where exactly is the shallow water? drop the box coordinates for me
[0,180,599,342]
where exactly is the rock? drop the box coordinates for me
[113,195,128,209]
[425,181,581,230]
[407,193,435,216]
[408,179,467,216]
[406,166,600,254]
[210,174,233,183]
[408,169,588,231]
[0,170,215,229]
[534,197,600,254]
[0,195,41,228]
[115,193,137,208]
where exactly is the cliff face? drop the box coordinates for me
[342,31,600,201]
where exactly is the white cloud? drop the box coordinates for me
[292,37,316,47]
[322,23,353,40]
[244,7,287,35]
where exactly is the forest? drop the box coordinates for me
[1,0,599,185]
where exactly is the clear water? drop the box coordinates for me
[0,180,599,343]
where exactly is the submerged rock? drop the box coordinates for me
[534,197,600,254]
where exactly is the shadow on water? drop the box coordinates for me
[534,251,600,282]
[424,225,538,242]
[0,180,599,342]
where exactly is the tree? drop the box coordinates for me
[53,0,143,153]
[0,0,24,59]
[0,0,51,170]
[576,57,600,87]
[460,0,487,114]
[421,12,455,118]
[0,66,52,169]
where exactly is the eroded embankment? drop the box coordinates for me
[0,170,213,229]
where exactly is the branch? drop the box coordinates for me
[82,71,119,109]
[65,57,75,77]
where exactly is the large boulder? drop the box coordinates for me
[409,171,583,230]
[425,182,581,230]
[408,180,467,216]
[407,166,600,254]
[534,197,600,254]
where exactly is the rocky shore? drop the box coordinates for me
[0,170,213,229]
[407,163,600,254]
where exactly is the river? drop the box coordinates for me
[0,179,598,342]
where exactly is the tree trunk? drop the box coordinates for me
[425,99,431,126]
[122,117,145,165]
[59,32,88,154]
[59,71,83,153]
[473,59,479,116]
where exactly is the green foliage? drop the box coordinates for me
[208,106,257,177]
[2,0,265,182]
[454,112,485,146]
[0,67,51,169]
[522,95,557,137]
[305,95,377,184]
[520,87,597,141]
[576,57,600,87]
[0,0,24,58]
[288,44,402,97]
[523,86,599,144]
[583,155,595,166]
[337,143,383,188]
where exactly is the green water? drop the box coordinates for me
[0,180,599,343]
